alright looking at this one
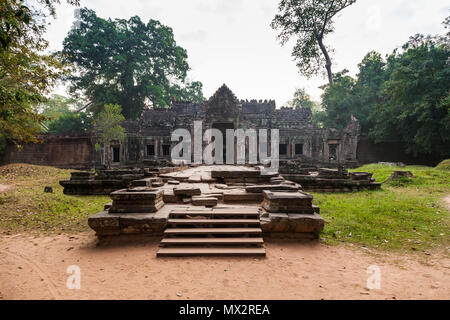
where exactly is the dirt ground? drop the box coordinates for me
[0,232,448,300]
[0,184,12,193]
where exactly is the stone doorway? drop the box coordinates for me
[212,122,234,163]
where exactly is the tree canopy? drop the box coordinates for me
[62,8,204,119]
[0,0,78,153]
[271,0,356,84]
[319,16,450,157]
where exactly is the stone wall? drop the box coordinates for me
[1,134,94,169]
[357,136,444,166]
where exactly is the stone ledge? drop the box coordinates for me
[88,211,167,237]
[261,213,325,235]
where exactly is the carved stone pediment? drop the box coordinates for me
[204,84,241,122]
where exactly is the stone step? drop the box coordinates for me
[160,237,264,245]
[169,211,260,218]
[168,219,260,225]
[164,228,262,235]
[223,192,263,202]
[157,247,266,257]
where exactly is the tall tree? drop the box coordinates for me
[0,0,78,154]
[62,8,204,119]
[93,104,125,168]
[271,0,356,84]
[320,69,356,129]
[369,38,450,156]
[287,88,315,109]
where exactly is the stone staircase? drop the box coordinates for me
[157,208,266,257]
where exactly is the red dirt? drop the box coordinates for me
[0,184,12,193]
[0,232,448,300]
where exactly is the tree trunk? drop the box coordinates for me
[317,37,333,85]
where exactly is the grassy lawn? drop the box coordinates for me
[315,163,450,253]
[0,163,449,254]
[0,164,109,235]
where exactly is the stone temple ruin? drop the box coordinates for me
[61,84,381,257]
[93,84,361,169]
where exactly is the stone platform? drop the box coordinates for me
[282,167,381,193]
[87,165,328,247]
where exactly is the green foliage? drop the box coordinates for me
[370,39,450,156]
[271,0,356,84]
[93,104,125,167]
[287,88,315,109]
[47,112,93,134]
[321,70,357,130]
[62,8,204,119]
[40,94,75,120]
[287,88,327,127]
[0,0,78,149]
[436,159,450,171]
[320,19,450,156]
[39,94,93,134]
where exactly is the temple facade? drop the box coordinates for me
[95,84,361,167]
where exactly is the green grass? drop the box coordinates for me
[436,159,450,171]
[0,164,109,235]
[314,164,450,253]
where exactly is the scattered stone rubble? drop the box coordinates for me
[281,166,381,193]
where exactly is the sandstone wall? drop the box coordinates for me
[1,134,94,169]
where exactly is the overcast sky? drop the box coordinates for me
[45,0,449,106]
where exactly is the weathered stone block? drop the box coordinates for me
[88,211,120,236]
[260,212,325,237]
[174,186,201,197]
[245,184,300,193]
[223,192,263,202]
[262,191,314,213]
[192,196,218,207]
[109,189,164,213]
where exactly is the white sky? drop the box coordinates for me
[45,0,450,106]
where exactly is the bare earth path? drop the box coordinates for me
[0,184,12,193]
[0,232,448,300]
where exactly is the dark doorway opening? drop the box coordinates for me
[162,144,171,157]
[112,146,120,163]
[147,145,155,156]
[279,144,287,156]
[295,144,303,155]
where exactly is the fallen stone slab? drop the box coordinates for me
[192,197,218,207]
[261,212,324,239]
[187,175,202,183]
[168,180,180,185]
[262,191,314,213]
[130,178,153,188]
[245,184,300,193]
[109,189,164,213]
[163,190,178,203]
[211,170,261,179]
[174,186,202,197]
[349,172,373,181]
[70,171,95,181]
[202,193,224,200]
[223,192,263,202]
[385,171,414,182]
